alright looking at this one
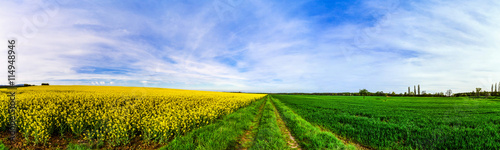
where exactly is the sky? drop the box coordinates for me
[1,0,500,93]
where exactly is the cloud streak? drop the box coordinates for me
[1,0,499,93]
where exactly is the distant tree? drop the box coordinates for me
[422,90,426,95]
[446,89,453,97]
[492,84,494,93]
[408,87,410,96]
[418,84,420,95]
[496,83,498,93]
[391,91,396,96]
[359,89,369,99]
[476,88,481,97]
[375,91,384,96]
[413,85,416,96]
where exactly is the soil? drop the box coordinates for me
[0,131,164,150]
[271,101,300,149]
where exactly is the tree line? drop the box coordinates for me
[272,82,500,98]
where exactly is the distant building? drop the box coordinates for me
[41,83,49,86]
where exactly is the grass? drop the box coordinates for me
[161,97,267,150]
[0,140,6,150]
[66,143,90,150]
[273,95,500,149]
[236,96,267,149]
[250,97,288,150]
[271,96,353,150]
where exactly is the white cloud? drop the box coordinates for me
[359,0,500,93]
[1,0,499,93]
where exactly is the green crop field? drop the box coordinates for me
[272,95,500,149]
[3,87,498,149]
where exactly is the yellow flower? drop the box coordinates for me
[7,85,265,145]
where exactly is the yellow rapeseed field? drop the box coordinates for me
[0,86,266,146]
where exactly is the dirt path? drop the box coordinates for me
[235,98,267,150]
[270,100,301,150]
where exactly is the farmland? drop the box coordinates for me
[1,86,498,149]
[273,95,500,149]
[0,86,358,149]
[0,86,265,149]
[163,95,353,150]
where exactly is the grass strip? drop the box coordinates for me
[271,96,355,150]
[235,94,268,149]
[271,98,301,149]
[250,97,288,150]
[161,97,266,150]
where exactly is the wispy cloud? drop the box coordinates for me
[1,0,499,93]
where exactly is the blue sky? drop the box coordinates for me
[1,0,500,93]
